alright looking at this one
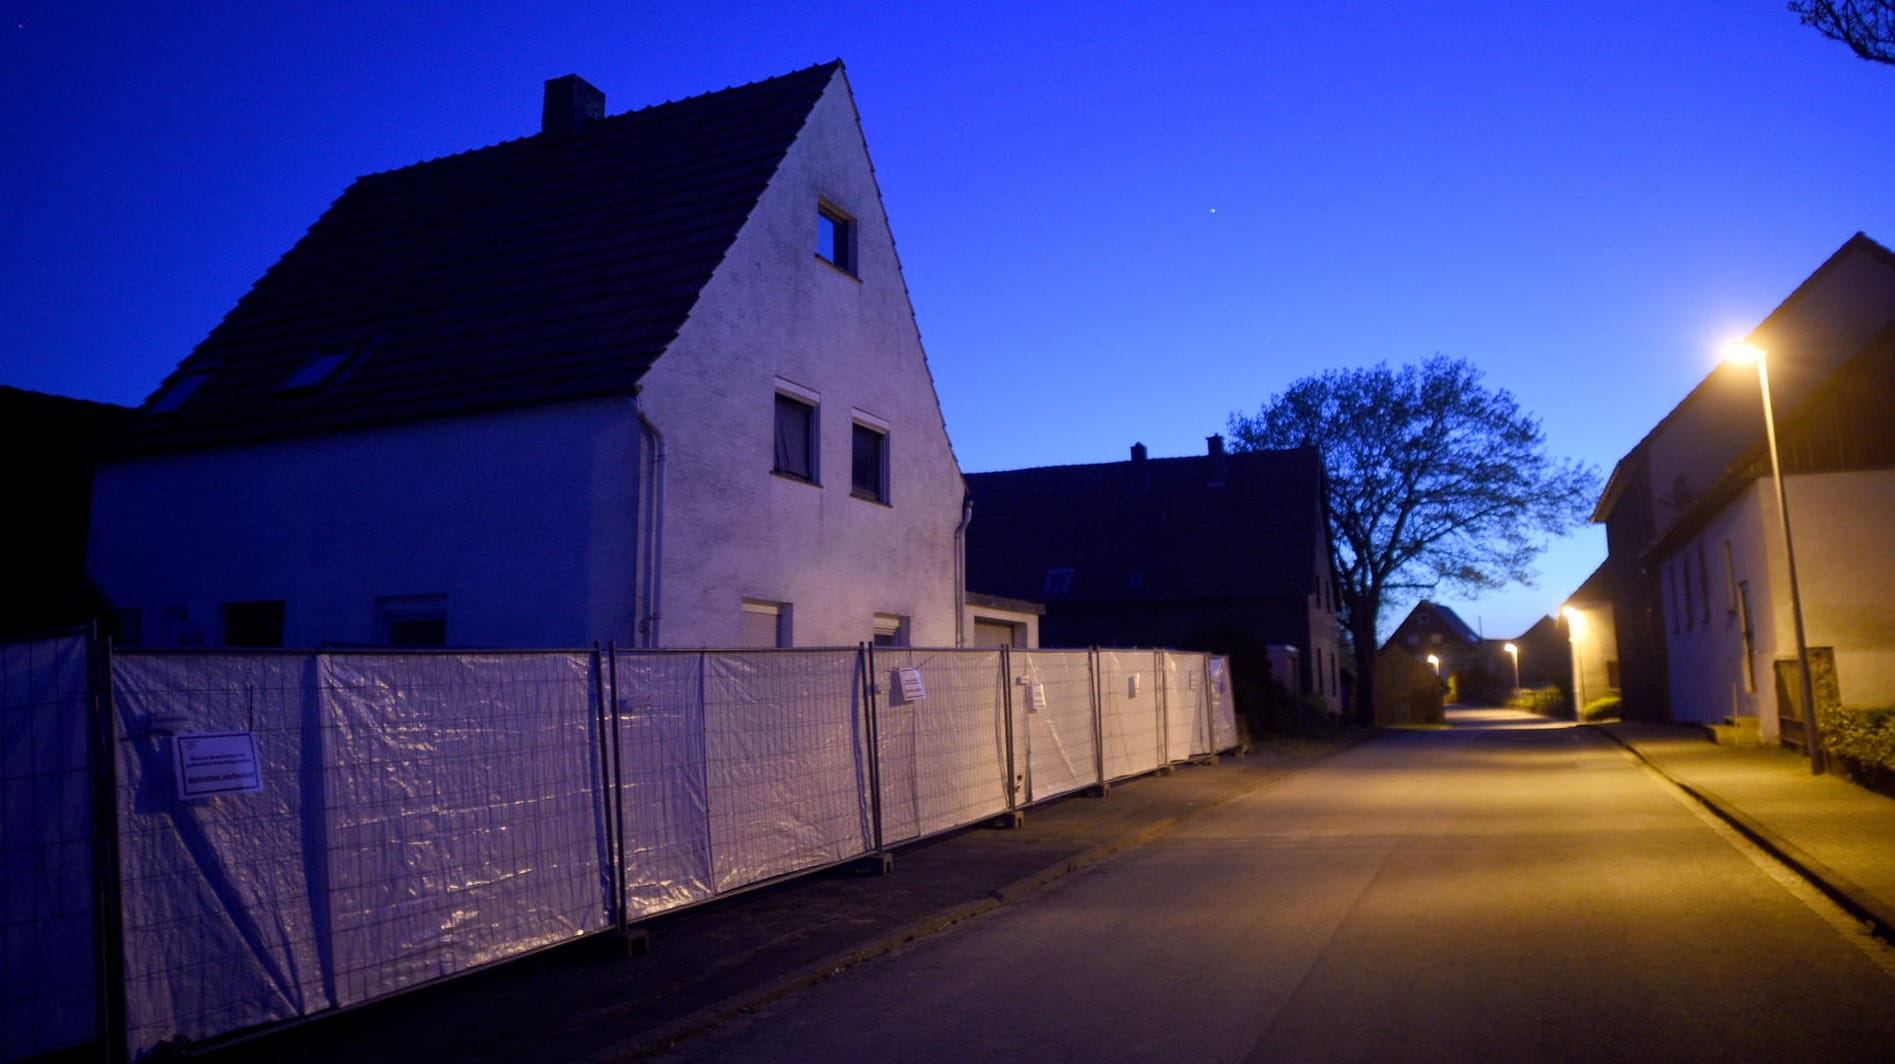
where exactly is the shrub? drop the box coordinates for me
[1821,705,1895,798]
[1579,695,1621,722]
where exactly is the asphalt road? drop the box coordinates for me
[651,709,1895,1063]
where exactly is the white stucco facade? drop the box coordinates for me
[632,75,965,649]
[1659,470,1895,736]
[88,69,968,652]
[88,399,642,648]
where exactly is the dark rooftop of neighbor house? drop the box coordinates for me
[120,61,845,456]
[965,439,1325,606]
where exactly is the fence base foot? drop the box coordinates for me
[1158,764,1176,777]
[605,927,651,958]
[1087,782,1111,798]
[848,852,895,876]
[986,811,1025,830]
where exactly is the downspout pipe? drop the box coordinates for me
[636,404,667,648]
[953,492,974,647]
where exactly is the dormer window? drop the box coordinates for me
[278,341,364,396]
[817,201,855,275]
[147,372,209,414]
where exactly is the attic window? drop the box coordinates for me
[1044,568,1074,596]
[817,202,855,275]
[147,373,208,414]
[278,342,363,395]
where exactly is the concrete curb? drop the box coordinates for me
[1598,728,1895,945]
[597,737,1374,1061]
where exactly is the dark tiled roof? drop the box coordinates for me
[965,447,1324,605]
[120,62,844,454]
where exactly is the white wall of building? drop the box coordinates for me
[636,74,965,649]
[1660,470,1895,736]
[88,399,642,648]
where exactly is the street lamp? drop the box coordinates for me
[1425,653,1440,676]
[1503,642,1520,694]
[1725,342,1825,774]
[1561,607,1587,719]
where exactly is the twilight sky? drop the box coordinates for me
[4,1,1891,641]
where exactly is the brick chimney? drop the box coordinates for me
[542,75,605,136]
[1206,434,1228,486]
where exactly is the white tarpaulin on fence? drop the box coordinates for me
[1,633,96,1063]
[1162,652,1211,761]
[1009,650,1098,802]
[702,651,873,892]
[873,649,1009,845]
[1096,651,1162,782]
[1209,656,1238,751]
[111,651,607,1057]
[611,651,714,918]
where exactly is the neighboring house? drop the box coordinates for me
[1382,600,1487,700]
[964,592,1043,648]
[1371,643,1445,726]
[87,63,969,650]
[1560,562,1620,710]
[1591,233,1895,742]
[1,387,132,638]
[964,437,1340,714]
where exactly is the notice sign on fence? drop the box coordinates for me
[896,667,927,703]
[173,731,264,799]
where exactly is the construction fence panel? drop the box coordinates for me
[1209,656,1238,752]
[702,651,873,892]
[111,651,330,1057]
[1,632,96,1063]
[316,652,607,1007]
[609,651,714,919]
[1162,651,1211,761]
[872,649,1009,846]
[1096,650,1163,783]
[111,650,609,1057]
[1008,649,1099,803]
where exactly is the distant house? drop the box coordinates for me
[1381,600,1488,701]
[964,437,1340,714]
[87,63,969,650]
[1,387,132,638]
[1590,233,1895,743]
[1560,562,1620,710]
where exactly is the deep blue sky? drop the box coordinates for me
[4,1,1890,640]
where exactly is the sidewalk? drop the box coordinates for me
[199,735,1363,1064]
[1601,720,1895,941]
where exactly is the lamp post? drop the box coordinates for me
[1561,607,1586,720]
[1504,642,1520,694]
[1725,342,1825,774]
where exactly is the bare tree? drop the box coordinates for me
[1228,356,1598,726]
[1790,1,1895,64]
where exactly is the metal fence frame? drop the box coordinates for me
[0,635,1236,1061]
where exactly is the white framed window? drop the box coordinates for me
[741,599,791,648]
[378,594,447,647]
[773,382,819,483]
[851,415,888,503]
[817,200,856,274]
[872,613,908,647]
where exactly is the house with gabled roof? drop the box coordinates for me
[1591,233,1895,742]
[964,437,1340,715]
[87,62,970,650]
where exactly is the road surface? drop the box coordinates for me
[654,709,1895,1062]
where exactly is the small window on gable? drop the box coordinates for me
[872,613,907,647]
[278,341,364,396]
[851,420,887,503]
[817,202,855,274]
[774,388,818,483]
[148,372,209,414]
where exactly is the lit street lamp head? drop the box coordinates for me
[1724,341,1765,366]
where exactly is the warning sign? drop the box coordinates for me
[173,731,264,799]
